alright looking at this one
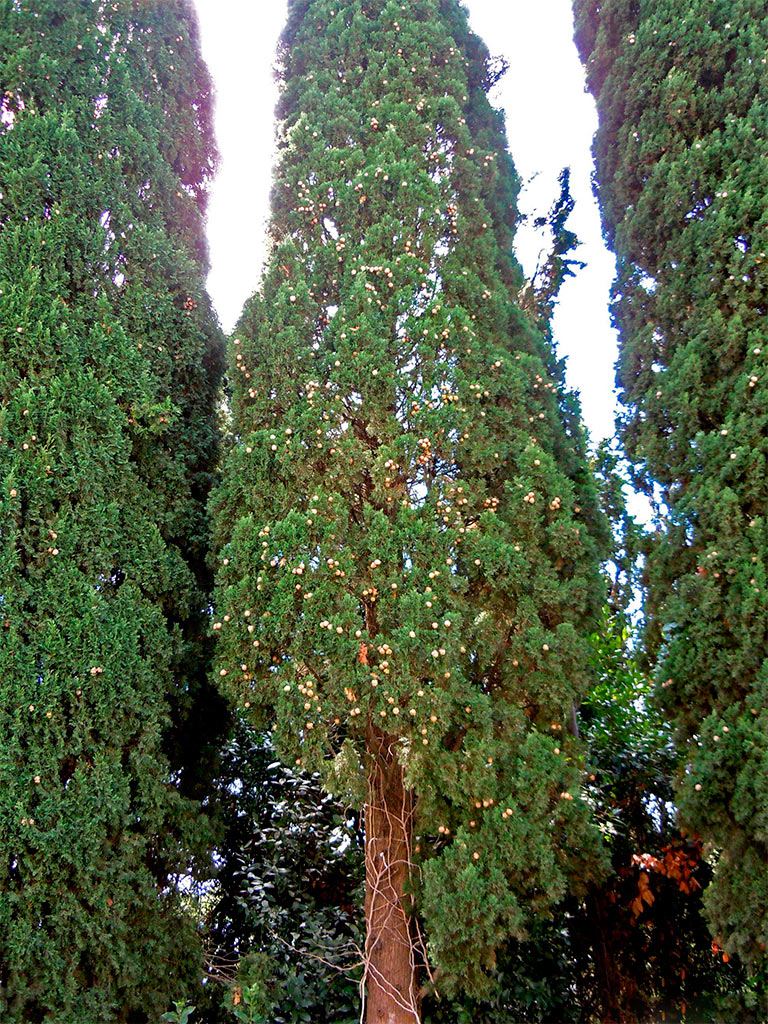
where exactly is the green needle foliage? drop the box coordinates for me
[212,0,606,1015]
[574,0,768,968]
[0,1,223,1020]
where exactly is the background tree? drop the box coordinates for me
[0,1,223,1019]
[200,722,363,1024]
[573,0,768,973]
[211,0,607,1019]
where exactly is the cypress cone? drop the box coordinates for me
[0,1,223,1019]
[212,1,606,1018]
[574,0,768,966]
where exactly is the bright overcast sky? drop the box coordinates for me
[193,0,618,443]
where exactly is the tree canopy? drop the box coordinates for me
[0,1,223,1019]
[574,0,768,968]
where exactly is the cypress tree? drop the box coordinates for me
[574,0,768,966]
[0,1,222,1019]
[212,1,606,1019]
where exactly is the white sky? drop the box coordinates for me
[193,0,619,442]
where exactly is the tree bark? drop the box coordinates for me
[364,728,420,1024]
[584,888,624,1023]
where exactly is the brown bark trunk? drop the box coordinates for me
[364,728,420,1024]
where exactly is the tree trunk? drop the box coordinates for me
[584,888,624,1023]
[364,729,420,1024]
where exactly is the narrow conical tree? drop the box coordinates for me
[0,1,222,1019]
[574,0,768,966]
[213,1,606,1019]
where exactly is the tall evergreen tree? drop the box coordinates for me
[212,1,606,1019]
[574,0,768,967]
[0,1,223,1019]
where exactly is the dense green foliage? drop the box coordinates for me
[206,458,759,1023]
[212,0,607,1007]
[0,1,223,1019]
[574,0,768,966]
[200,724,363,1024]
[431,612,754,1023]
[206,627,759,1024]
